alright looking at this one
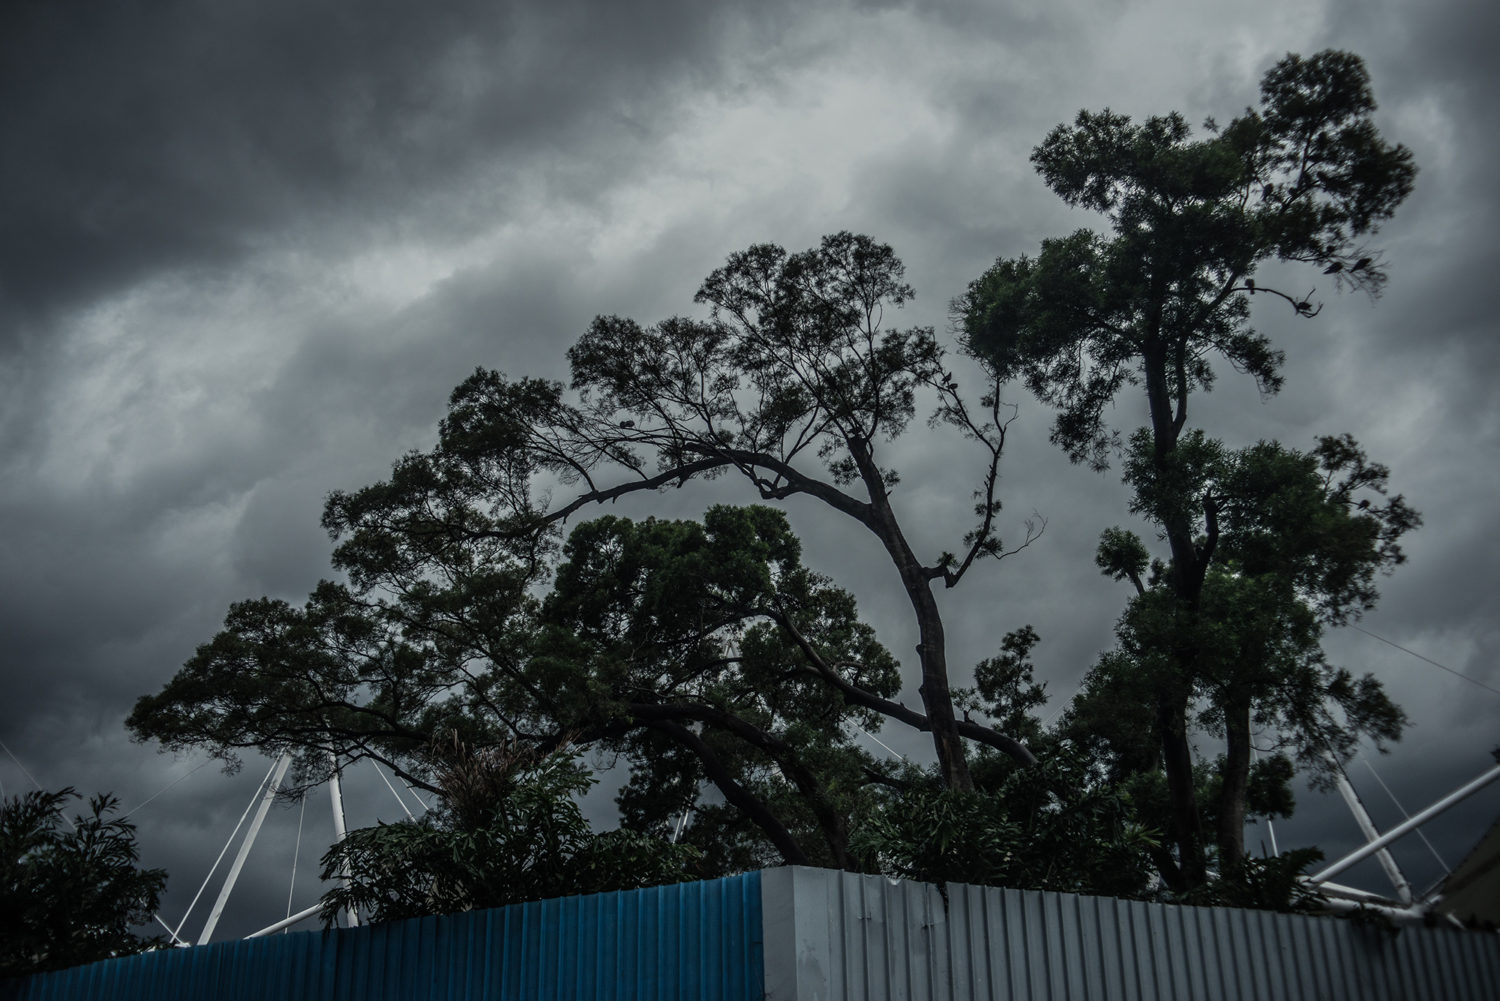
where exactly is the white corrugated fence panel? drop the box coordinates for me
[760,867,1500,1000]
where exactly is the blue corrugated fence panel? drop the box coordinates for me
[1,871,763,1001]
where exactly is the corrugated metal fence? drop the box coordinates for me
[2,871,763,1001]
[7,867,1499,999]
[763,867,1500,1000]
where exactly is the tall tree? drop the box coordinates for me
[956,50,1418,889]
[1,789,167,977]
[139,232,1038,790]
[1077,434,1414,878]
[554,231,1040,787]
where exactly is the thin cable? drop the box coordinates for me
[0,737,47,791]
[1040,697,1069,728]
[122,759,213,820]
[152,914,185,946]
[172,759,277,940]
[848,722,907,761]
[397,776,433,813]
[1350,625,1500,698]
[1360,756,1450,872]
[373,764,416,821]
[0,738,75,829]
[286,793,307,926]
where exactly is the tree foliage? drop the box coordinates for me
[390,231,1036,786]
[957,50,1419,892]
[132,504,910,874]
[124,56,1428,909]
[319,740,699,925]
[540,507,901,869]
[856,629,1159,900]
[958,50,1416,471]
[131,231,1050,909]
[1,789,167,977]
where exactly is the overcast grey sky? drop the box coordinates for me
[2,0,1497,941]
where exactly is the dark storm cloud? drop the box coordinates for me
[1298,0,1500,709]
[1312,0,1500,382]
[3,0,1497,940]
[0,0,803,349]
[0,228,715,757]
[0,0,824,937]
[0,0,813,721]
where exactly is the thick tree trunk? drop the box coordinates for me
[907,578,972,792]
[875,506,973,792]
[1143,346,1213,888]
[852,439,974,792]
[1217,694,1252,865]
[1157,691,1206,888]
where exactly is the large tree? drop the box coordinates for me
[1071,433,1415,883]
[133,232,1040,829]
[956,50,1418,889]
[556,231,1041,787]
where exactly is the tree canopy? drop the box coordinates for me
[132,503,908,871]
[957,50,1419,891]
[132,233,1047,888]
[128,50,1424,916]
[958,50,1415,472]
[0,788,167,977]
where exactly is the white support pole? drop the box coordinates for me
[1309,763,1500,887]
[1317,894,1430,925]
[1326,753,1413,904]
[197,754,291,944]
[246,902,323,938]
[1315,879,1406,905]
[173,758,277,941]
[328,755,359,927]
[328,758,349,842]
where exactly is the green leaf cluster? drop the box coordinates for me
[318,744,699,925]
[957,50,1416,470]
[1,789,167,977]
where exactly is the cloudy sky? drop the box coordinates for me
[3,0,1497,942]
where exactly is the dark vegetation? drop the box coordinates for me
[1,789,167,977]
[954,48,1417,891]
[113,49,1419,932]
